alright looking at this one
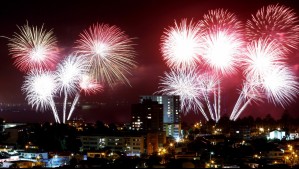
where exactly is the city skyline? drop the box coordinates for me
[0,0,299,123]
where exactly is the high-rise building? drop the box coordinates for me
[140,95,181,123]
[131,99,163,131]
[140,95,181,140]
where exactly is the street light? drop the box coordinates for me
[210,152,214,161]
[285,156,289,164]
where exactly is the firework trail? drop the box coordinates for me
[22,70,60,123]
[67,74,103,121]
[235,5,299,120]
[232,39,299,120]
[75,23,137,87]
[246,4,299,54]
[230,80,263,120]
[233,66,299,120]
[231,39,282,120]
[198,73,218,120]
[8,22,59,72]
[200,9,244,122]
[157,68,209,121]
[160,19,203,69]
[56,54,90,123]
[231,38,284,120]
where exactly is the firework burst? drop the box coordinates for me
[246,4,299,53]
[157,68,209,120]
[197,9,244,121]
[22,69,60,123]
[200,9,244,75]
[160,19,203,69]
[242,38,285,81]
[56,54,90,123]
[79,74,103,95]
[235,39,284,120]
[201,31,243,75]
[22,70,57,111]
[75,23,136,86]
[8,23,59,72]
[234,38,299,120]
[262,65,299,107]
[201,9,243,34]
[56,54,90,96]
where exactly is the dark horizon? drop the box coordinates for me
[0,101,297,125]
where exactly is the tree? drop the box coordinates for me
[217,115,231,133]
[147,153,162,168]
[108,123,117,131]
[279,110,293,129]
[263,114,276,129]
[255,117,263,127]
[0,118,7,143]
[95,121,109,134]
[242,116,254,127]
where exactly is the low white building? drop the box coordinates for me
[288,133,299,140]
[19,151,48,160]
[267,130,286,140]
[80,133,144,157]
[46,156,70,168]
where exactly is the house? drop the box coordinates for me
[267,130,286,140]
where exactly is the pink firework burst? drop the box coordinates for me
[79,74,103,95]
[201,31,243,75]
[242,38,285,81]
[160,19,203,69]
[75,23,136,86]
[8,23,60,72]
[201,9,243,34]
[200,9,244,75]
[246,4,299,54]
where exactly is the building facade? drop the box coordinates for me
[140,95,181,140]
[140,96,180,124]
[80,133,144,157]
[131,99,163,131]
[146,131,166,155]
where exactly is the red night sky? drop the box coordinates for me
[0,0,299,124]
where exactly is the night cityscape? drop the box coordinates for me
[0,0,299,168]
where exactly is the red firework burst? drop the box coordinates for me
[246,4,299,54]
[8,23,60,72]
